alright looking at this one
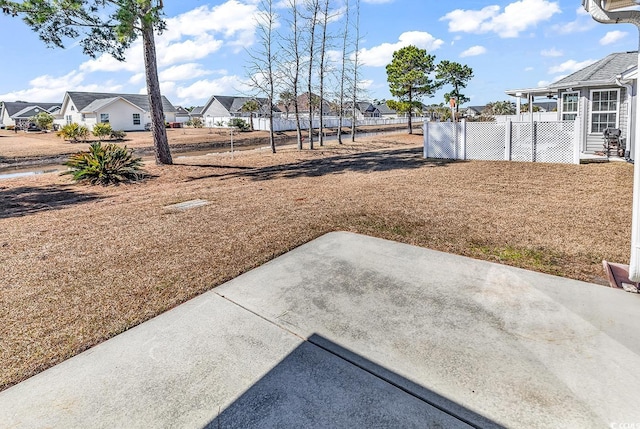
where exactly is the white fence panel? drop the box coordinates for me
[427,122,457,159]
[424,119,578,164]
[511,123,534,162]
[466,123,506,160]
[534,121,576,164]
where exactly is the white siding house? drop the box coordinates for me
[57,92,178,131]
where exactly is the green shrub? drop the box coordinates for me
[63,142,145,185]
[57,123,90,142]
[92,122,113,140]
[191,117,203,128]
[30,112,54,131]
[110,129,126,140]
[228,118,250,131]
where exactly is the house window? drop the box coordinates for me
[133,113,141,125]
[81,114,86,121]
[70,106,75,111]
[561,91,578,121]
[66,115,72,125]
[590,89,619,133]
[100,113,110,123]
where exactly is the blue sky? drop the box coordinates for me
[0,0,638,108]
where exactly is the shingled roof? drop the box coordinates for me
[66,92,177,113]
[549,51,637,89]
[1,101,61,117]
[206,95,279,115]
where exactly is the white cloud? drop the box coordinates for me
[538,80,551,87]
[525,66,534,71]
[441,0,561,38]
[0,71,123,103]
[548,58,595,74]
[600,30,628,45]
[552,7,596,35]
[460,45,487,57]
[159,63,213,82]
[541,48,563,57]
[80,1,258,75]
[175,76,251,105]
[359,31,444,67]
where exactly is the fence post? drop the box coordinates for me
[423,121,429,158]
[573,117,581,164]
[505,120,512,161]
[460,119,467,160]
[532,121,537,162]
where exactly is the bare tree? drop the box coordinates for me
[317,0,331,147]
[351,0,360,142]
[337,0,350,144]
[246,0,278,153]
[302,0,320,150]
[278,0,304,150]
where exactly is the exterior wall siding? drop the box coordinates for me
[95,101,146,131]
[584,86,627,154]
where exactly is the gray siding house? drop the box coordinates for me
[199,95,279,119]
[507,51,637,157]
[0,101,61,129]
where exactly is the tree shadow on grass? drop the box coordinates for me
[183,147,461,182]
[0,185,102,219]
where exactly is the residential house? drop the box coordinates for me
[348,101,397,119]
[374,102,397,118]
[506,51,637,156]
[174,106,191,123]
[0,101,61,129]
[281,92,332,117]
[462,106,486,117]
[199,95,280,120]
[57,91,177,131]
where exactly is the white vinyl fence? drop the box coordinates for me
[204,116,422,131]
[423,119,580,164]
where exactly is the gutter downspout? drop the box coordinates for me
[583,0,640,282]
[615,75,633,159]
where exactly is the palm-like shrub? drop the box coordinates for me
[63,142,145,185]
[110,129,126,140]
[92,122,113,140]
[57,123,90,142]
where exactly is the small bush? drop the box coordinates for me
[191,117,203,128]
[57,123,90,142]
[110,129,126,140]
[63,142,145,185]
[92,123,113,140]
[229,118,250,131]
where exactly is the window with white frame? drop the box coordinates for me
[100,113,110,123]
[561,91,578,121]
[133,113,141,125]
[590,89,619,133]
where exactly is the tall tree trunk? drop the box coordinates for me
[142,22,172,165]
[338,0,349,145]
[408,90,413,134]
[318,0,329,147]
[307,0,319,150]
[351,0,360,143]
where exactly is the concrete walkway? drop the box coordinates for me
[1,232,639,428]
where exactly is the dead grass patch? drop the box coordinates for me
[0,133,633,391]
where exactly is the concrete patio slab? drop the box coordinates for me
[217,231,640,428]
[1,231,639,428]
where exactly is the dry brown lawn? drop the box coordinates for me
[0,132,633,391]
